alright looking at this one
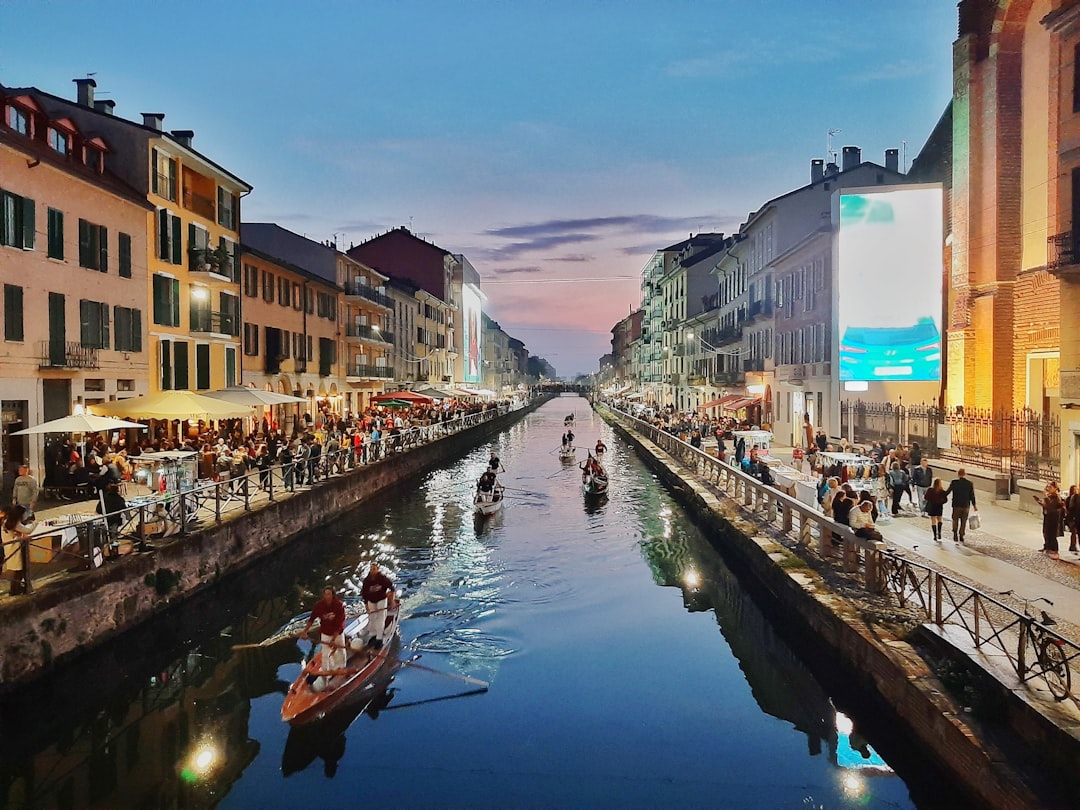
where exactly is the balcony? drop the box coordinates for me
[345,323,392,344]
[39,341,99,369]
[743,357,765,373]
[191,311,238,336]
[712,370,743,386]
[1048,231,1078,273]
[688,375,707,386]
[344,282,393,309]
[747,299,774,320]
[714,325,743,344]
[348,364,394,379]
[183,188,215,220]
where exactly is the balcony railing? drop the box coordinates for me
[349,364,394,379]
[345,323,392,343]
[748,299,774,319]
[344,283,393,308]
[1048,231,1078,271]
[743,357,765,372]
[714,325,743,344]
[183,188,215,220]
[191,311,238,336]
[39,341,99,369]
[712,370,743,386]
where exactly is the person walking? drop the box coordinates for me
[12,465,39,519]
[1065,484,1080,554]
[924,479,948,541]
[887,462,909,516]
[1035,484,1065,560]
[1,505,36,595]
[945,469,977,543]
[911,458,934,516]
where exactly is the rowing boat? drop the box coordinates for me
[474,484,505,516]
[582,459,609,497]
[558,444,575,461]
[281,607,400,725]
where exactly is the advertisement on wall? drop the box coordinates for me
[836,185,943,382]
[462,284,482,384]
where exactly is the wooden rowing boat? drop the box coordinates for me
[281,607,400,725]
[558,445,575,461]
[582,460,609,497]
[474,485,505,517]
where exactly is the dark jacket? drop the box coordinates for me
[945,477,976,509]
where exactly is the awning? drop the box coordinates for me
[370,390,433,404]
[722,396,761,413]
[697,394,742,411]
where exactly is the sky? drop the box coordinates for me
[0,1,957,379]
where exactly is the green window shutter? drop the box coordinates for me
[79,299,92,346]
[158,209,169,260]
[78,218,91,267]
[100,302,109,348]
[174,341,189,389]
[188,222,198,269]
[217,187,225,226]
[225,347,236,387]
[118,232,131,278]
[151,148,159,195]
[98,225,108,272]
[132,308,142,353]
[171,216,182,265]
[21,197,34,250]
[171,278,180,327]
[4,284,24,341]
[196,343,210,390]
[48,209,64,259]
[161,338,172,389]
[152,275,165,325]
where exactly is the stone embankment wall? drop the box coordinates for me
[601,409,1046,810]
[0,401,547,688]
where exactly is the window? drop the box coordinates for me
[218,236,240,281]
[157,209,182,264]
[117,379,135,392]
[118,232,132,278]
[78,219,108,271]
[280,329,290,358]
[48,128,69,155]
[195,343,211,390]
[8,105,29,136]
[225,347,236,387]
[84,147,103,173]
[79,299,110,349]
[4,284,23,341]
[47,208,64,259]
[292,282,301,310]
[113,306,142,352]
[243,263,259,297]
[278,276,290,306]
[262,270,274,302]
[305,286,314,315]
[188,223,209,270]
[152,273,180,327]
[317,291,334,319]
[219,292,240,336]
[217,187,236,230]
[319,337,335,377]
[243,322,259,355]
[0,190,35,249]
[151,149,177,201]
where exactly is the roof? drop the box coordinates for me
[238,241,340,291]
[242,223,340,284]
[350,225,451,257]
[4,83,252,191]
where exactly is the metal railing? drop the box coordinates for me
[601,401,1077,701]
[345,324,391,343]
[6,403,519,597]
[348,364,393,379]
[190,310,238,336]
[38,341,100,369]
[1047,231,1077,271]
[343,283,393,308]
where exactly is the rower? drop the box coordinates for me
[361,563,396,650]
[304,586,347,682]
[488,452,505,473]
[595,439,607,455]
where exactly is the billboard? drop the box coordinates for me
[462,284,482,384]
[836,186,943,382]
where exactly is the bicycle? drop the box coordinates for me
[999,590,1072,700]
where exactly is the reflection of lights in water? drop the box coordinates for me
[835,711,854,735]
[194,746,215,772]
[180,743,219,783]
[683,569,700,588]
[834,709,892,774]
[841,772,863,797]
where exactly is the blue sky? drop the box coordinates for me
[0,1,957,378]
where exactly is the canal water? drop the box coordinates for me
[0,395,955,808]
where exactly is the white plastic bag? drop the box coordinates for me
[968,511,980,531]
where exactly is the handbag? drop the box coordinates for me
[968,511,981,530]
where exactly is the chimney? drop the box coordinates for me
[171,129,194,147]
[811,159,824,184]
[94,99,116,115]
[885,148,899,173]
[841,146,861,172]
[141,113,165,131]
[825,161,839,177]
[73,77,96,108]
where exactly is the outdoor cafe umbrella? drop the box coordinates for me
[205,386,308,406]
[89,390,250,420]
[375,399,413,408]
[10,414,147,436]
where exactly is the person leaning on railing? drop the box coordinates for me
[1,504,36,595]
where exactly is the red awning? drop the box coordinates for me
[370,390,433,404]
[722,396,761,413]
[697,394,742,411]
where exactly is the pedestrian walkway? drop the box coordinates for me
[767,444,1080,629]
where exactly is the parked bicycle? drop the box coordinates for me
[999,590,1072,701]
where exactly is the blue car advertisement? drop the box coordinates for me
[837,187,943,382]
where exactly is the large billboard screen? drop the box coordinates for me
[462,284,482,384]
[837,186,943,382]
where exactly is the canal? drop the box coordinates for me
[0,395,958,808]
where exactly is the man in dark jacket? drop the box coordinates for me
[945,469,977,543]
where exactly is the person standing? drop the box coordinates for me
[1,505,36,595]
[12,465,39,519]
[924,479,948,542]
[945,469,977,543]
[1034,484,1065,560]
[1065,484,1080,554]
[911,458,934,516]
[361,563,396,649]
[304,587,347,672]
[887,462,909,516]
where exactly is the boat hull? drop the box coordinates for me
[281,609,400,725]
[474,493,504,516]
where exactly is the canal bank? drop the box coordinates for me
[597,403,1060,810]
[0,397,550,689]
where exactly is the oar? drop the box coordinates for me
[501,486,545,495]
[400,657,489,688]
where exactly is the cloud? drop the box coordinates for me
[619,243,664,257]
[485,214,714,240]
[548,254,593,263]
[493,265,543,275]
[666,39,839,80]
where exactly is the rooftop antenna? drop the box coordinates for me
[827,128,842,163]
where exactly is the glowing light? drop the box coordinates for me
[841,772,863,797]
[194,745,216,772]
[747,384,766,395]
[191,286,209,301]
[683,569,701,588]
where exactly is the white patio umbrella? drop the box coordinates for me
[205,386,308,406]
[10,414,147,435]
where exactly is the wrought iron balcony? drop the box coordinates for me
[345,323,392,343]
[349,364,394,379]
[39,341,99,369]
[1048,231,1078,271]
[344,282,393,308]
[712,370,743,386]
[747,299,773,319]
[743,357,765,372]
[191,310,238,336]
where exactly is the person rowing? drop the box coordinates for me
[595,438,607,456]
[361,563,396,650]
[304,586,347,681]
[562,429,575,448]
